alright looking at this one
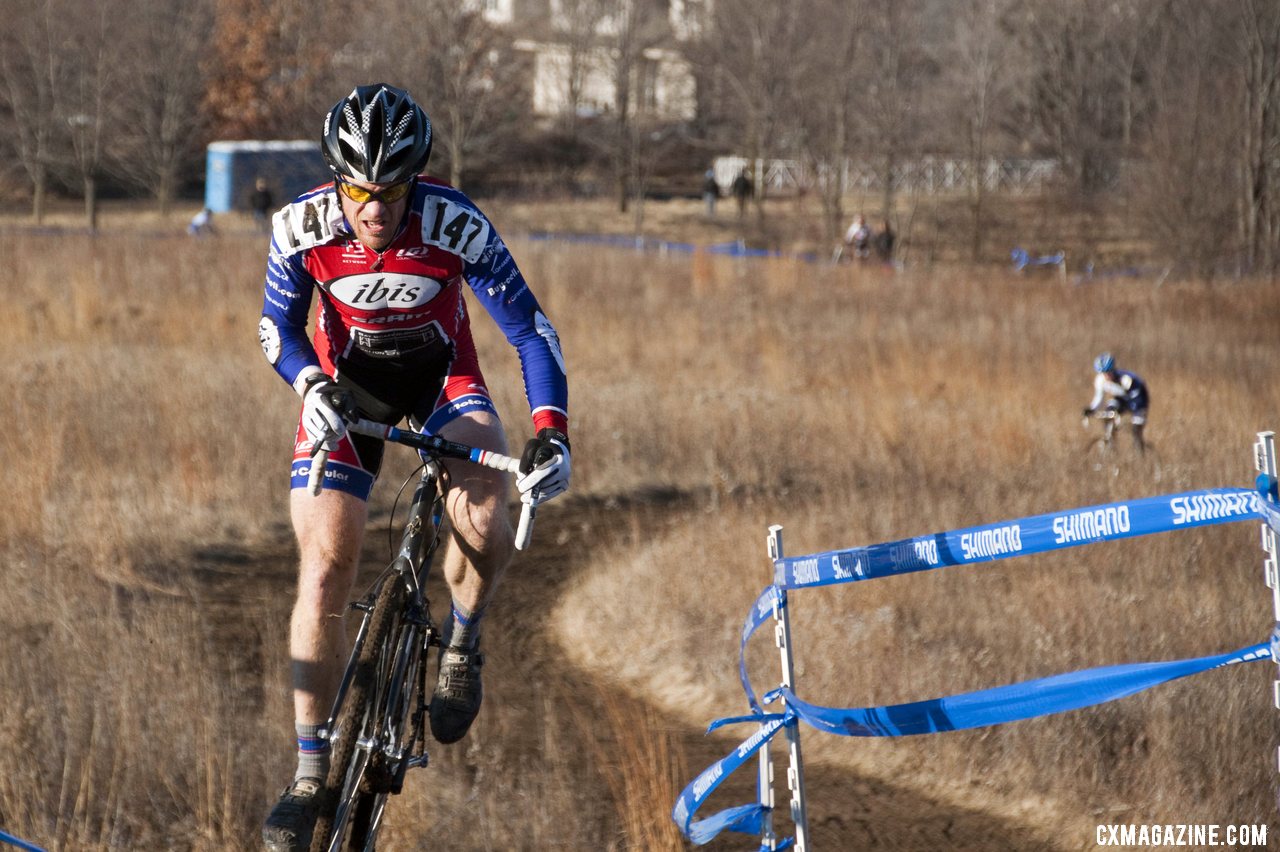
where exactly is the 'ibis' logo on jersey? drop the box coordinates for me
[328,273,442,310]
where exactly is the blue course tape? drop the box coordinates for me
[773,488,1265,589]
[523,231,816,261]
[748,488,1268,705]
[739,585,783,713]
[0,828,46,852]
[767,642,1269,737]
[674,482,1280,845]
[678,642,1271,845]
[672,713,789,845]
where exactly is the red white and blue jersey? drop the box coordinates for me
[258,177,569,438]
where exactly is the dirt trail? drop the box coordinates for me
[167,489,1065,851]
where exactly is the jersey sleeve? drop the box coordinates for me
[1088,373,1107,410]
[420,188,569,436]
[1100,375,1128,400]
[258,190,350,392]
[258,213,323,392]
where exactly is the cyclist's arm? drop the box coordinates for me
[1099,376,1128,400]
[258,191,352,395]
[1085,373,1107,412]
[467,240,569,435]
[259,238,325,396]
[421,187,568,436]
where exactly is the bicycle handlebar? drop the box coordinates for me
[306,418,537,550]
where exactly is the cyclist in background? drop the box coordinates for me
[845,214,871,260]
[258,83,571,851]
[1082,352,1149,453]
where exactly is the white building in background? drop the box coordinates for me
[513,39,695,120]
[473,0,516,23]
[472,0,701,122]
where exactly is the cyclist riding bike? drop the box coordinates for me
[258,83,570,851]
[1082,352,1149,453]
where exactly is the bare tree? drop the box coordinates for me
[56,0,133,230]
[417,4,526,189]
[1098,0,1161,150]
[698,0,813,217]
[0,0,66,223]
[1015,0,1128,195]
[346,0,527,190]
[946,0,1020,260]
[547,0,613,140]
[862,0,935,221]
[592,0,675,215]
[1235,0,1280,273]
[115,0,215,214]
[1133,0,1238,276]
[794,0,865,247]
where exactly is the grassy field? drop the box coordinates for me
[0,200,1277,850]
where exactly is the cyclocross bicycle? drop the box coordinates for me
[1081,408,1163,481]
[304,418,536,852]
[1083,407,1125,455]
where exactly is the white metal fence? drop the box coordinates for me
[714,155,1060,197]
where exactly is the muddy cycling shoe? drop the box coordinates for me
[262,776,324,851]
[429,646,484,744]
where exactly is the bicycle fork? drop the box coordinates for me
[369,606,437,790]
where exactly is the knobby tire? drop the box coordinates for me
[309,574,407,852]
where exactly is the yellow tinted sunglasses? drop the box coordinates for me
[336,178,413,205]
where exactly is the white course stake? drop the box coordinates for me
[1253,432,1280,770]
[767,525,810,851]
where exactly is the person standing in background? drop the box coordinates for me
[731,167,753,218]
[702,169,720,218]
[250,178,275,233]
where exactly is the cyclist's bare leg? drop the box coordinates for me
[264,489,368,849]
[288,488,369,725]
[435,410,515,614]
[427,411,513,743]
[1132,421,1146,454]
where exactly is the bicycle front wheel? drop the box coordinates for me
[311,573,407,852]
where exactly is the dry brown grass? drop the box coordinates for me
[1,202,1278,850]
[539,245,1280,845]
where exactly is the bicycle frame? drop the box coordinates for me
[1085,408,1126,449]
[324,461,442,737]
[1082,408,1160,481]
[311,417,531,852]
[321,461,445,851]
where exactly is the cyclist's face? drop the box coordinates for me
[337,176,412,251]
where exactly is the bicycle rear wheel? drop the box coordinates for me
[310,573,407,852]
[1142,442,1165,483]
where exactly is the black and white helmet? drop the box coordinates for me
[321,84,432,183]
